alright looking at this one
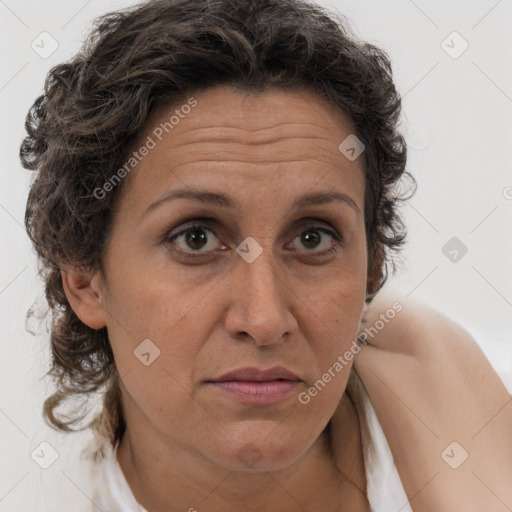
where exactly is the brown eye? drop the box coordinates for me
[164,220,342,261]
[183,227,209,250]
[167,224,223,253]
[300,230,322,249]
[290,227,340,253]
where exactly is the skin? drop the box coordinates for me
[61,84,512,511]
[62,85,375,512]
[354,290,512,512]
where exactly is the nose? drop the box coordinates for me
[223,243,298,346]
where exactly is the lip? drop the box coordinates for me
[206,366,302,406]
[210,366,301,383]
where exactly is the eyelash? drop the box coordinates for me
[162,219,343,260]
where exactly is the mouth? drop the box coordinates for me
[205,366,303,406]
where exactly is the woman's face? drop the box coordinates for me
[95,85,367,471]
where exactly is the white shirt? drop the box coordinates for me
[85,372,413,512]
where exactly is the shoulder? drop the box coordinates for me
[353,290,512,511]
[356,291,495,368]
[354,288,511,423]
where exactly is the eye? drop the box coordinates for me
[166,223,225,256]
[163,220,343,260]
[286,225,342,254]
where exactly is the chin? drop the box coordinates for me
[206,428,316,472]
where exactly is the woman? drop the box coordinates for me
[20,0,512,510]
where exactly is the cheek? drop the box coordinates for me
[103,267,212,434]
[101,245,213,389]
[303,285,365,380]
[103,236,199,331]
[297,274,366,400]
[309,247,367,344]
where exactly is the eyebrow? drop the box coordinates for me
[142,187,361,218]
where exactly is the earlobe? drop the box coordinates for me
[60,266,107,329]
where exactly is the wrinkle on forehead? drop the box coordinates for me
[117,85,364,216]
[144,89,358,170]
[147,84,356,145]
[156,135,344,168]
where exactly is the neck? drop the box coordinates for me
[116,392,368,512]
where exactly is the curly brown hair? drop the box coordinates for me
[20,0,413,454]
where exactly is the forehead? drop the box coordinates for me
[148,84,359,148]
[115,85,365,214]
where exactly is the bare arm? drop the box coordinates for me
[353,291,512,512]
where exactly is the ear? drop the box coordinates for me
[61,265,107,329]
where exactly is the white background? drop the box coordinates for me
[1,0,511,510]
